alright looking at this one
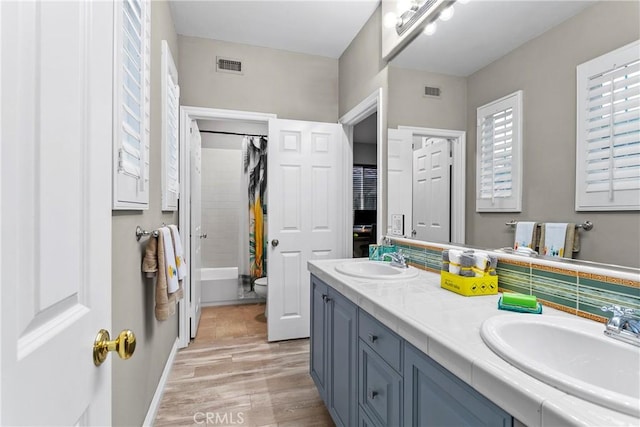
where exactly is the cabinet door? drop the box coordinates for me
[310,277,329,403]
[327,288,358,427]
[360,341,403,427]
[404,344,512,427]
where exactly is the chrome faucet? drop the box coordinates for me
[387,250,408,269]
[601,305,640,347]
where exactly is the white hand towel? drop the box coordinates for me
[160,227,180,294]
[541,223,568,258]
[168,224,187,280]
[514,221,537,249]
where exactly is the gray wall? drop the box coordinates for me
[466,1,640,266]
[112,2,179,425]
[388,66,466,131]
[339,5,389,237]
[339,5,388,118]
[178,36,339,122]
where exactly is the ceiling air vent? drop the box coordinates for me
[424,86,441,98]
[216,56,243,75]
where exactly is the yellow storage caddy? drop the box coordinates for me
[440,271,498,297]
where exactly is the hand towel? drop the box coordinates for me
[168,224,187,280]
[154,231,175,320]
[514,222,538,250]
[160,227,180,294]
[142,236,158,278]
[540,223,572,258]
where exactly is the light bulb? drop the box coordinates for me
[439,5,455,21]
[383,12,397,28]
[423,22,437,35]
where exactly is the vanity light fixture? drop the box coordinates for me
[395,0,456,36]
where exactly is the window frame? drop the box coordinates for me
[112,0,151,210]
[475,90,523,213]
[575,40,640,211]
[161,40,180,211]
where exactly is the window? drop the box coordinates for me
[476,90,523,212]
[353,165,377,211]
[576,40,640,211]
[161,40,180,211]
[113,0,150,209]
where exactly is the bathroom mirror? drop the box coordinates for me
[385,0,640,268]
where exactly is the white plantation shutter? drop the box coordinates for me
[476,90,523,212]
[161,40,180,211]
[113,0,150,209]
[353,165,377,211]
[576,40,640,211]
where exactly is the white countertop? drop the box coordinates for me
[308,258,640,427]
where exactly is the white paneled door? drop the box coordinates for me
[190,120,203,338]
[1,1,113,425]
[413,138,451,242]
[268,119,344,341]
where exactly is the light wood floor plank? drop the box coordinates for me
[154,304,334,426]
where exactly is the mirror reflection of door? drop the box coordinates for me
[412,137,451,242]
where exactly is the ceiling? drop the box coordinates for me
[391,0,596,76]
[168,0,380,58]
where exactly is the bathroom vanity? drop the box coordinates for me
[308,259,640,427]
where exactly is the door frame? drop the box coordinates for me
[338,88,385,255]
[178,106,277,348]
[398,126,466,244]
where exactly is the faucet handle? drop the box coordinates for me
[601,305,637,316]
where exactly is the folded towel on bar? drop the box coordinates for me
[142,236,159,278]
[540,223,576,258]
[168,224,187,280]
[142,230,183,321]
[160,227,180,294]
[514,221,538,250]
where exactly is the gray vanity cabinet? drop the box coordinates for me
[310,275,358,427]
[311,274,513,427]
[404,343,512,427]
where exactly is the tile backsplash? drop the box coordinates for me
[391,238,640,323]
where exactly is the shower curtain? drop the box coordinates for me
[239,135,267,293]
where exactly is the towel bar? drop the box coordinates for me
[136,224,165,241]
[505,220,593,231]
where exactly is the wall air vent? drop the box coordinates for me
[216,57,243,75]
[424,86,441,98]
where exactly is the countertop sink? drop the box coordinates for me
[481,314,640,417]
[335,261,419,281]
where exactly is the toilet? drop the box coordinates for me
[254,277,268,318]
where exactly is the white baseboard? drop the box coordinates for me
[142,337,179,427]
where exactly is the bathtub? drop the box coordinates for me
[200,267,260,306]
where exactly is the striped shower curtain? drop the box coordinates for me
[243,136,268,287]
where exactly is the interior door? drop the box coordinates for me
[268,118,344,342]
[190,120,203,338]
[1,1,113,425]
[413,138,451,242]
[387,129,413,237]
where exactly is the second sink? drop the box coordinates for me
[481,314,640,417]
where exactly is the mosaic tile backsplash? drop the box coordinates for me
[392,239,640,323]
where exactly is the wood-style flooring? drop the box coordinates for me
[154,304,334,426]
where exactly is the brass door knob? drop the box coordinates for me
[93,329,136,366]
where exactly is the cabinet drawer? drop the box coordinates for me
[359,341,403,427]
[359,309,402,372]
